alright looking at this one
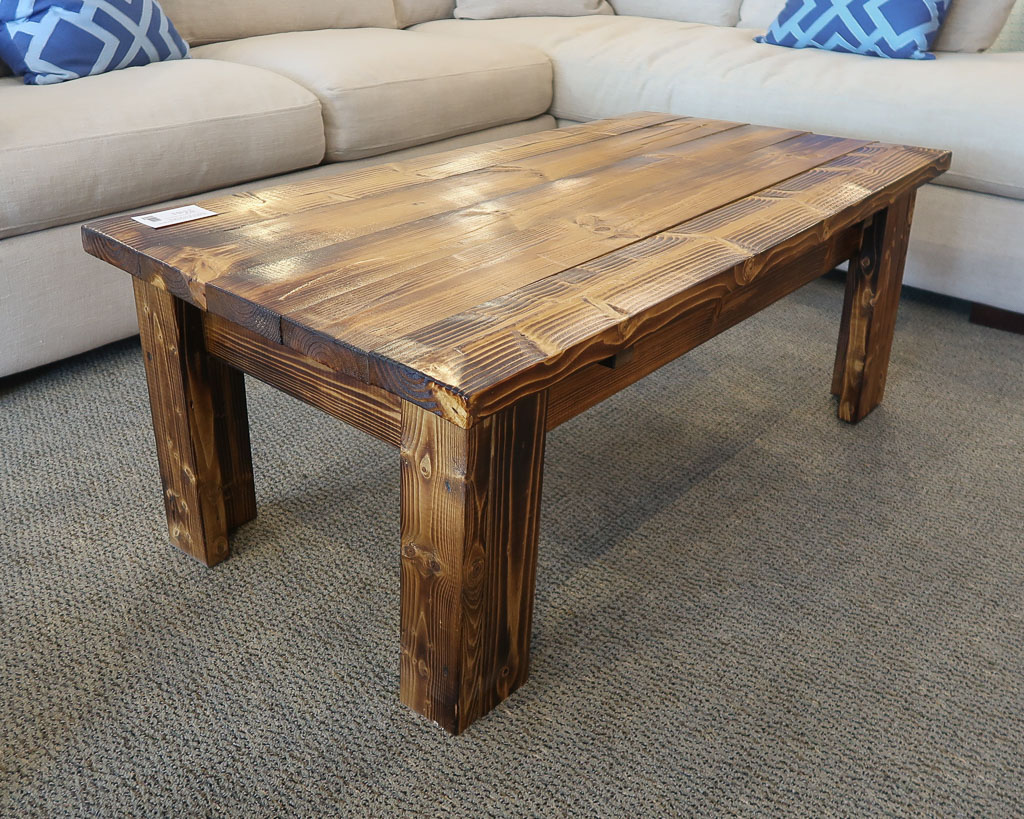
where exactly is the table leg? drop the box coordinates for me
[133,279,256,567]
[833,192,917,423]
[399,393,548,734]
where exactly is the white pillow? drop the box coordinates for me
[610,0,740,27]
[737,0,1017,52]
[455,0,614,19]
[395,0,456,27]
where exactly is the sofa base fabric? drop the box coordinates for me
[0,116,554,378]
[416,17,1024,201]
[904,185,1024,315]
[0,59,325,241]
[193,29,552,161]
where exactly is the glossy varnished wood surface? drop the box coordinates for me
[85,114,949,428]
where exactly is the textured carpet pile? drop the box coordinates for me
[1,278,1023,816]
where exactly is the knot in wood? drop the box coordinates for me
[402,541,443,576]
[418,453,432,479]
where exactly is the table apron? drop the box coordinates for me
[546,223,863,429]
[203,312,403,447]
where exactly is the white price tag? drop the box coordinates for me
[132,205,217,229]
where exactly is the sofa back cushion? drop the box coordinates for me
[395,0,455,26]
[736,0,779,28]
[160,0,397,45]
[738,0,1015,52]
[934,0,1016,51]
[455,0,613,18]
[610,0,741,27]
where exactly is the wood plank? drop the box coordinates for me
[833,192,917,423]
[399,393,547,734]
[271,130,863,375]
[203,122,795,339]
[133,279,256,566]
[203,314,401,447]
[370,143,948,424]
[82,114,688,306]
[199,121,744,333]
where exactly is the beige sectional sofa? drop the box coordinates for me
[1,0,1020,377]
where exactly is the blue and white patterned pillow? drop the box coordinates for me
[756,0,951,60]
[0,0,188,85]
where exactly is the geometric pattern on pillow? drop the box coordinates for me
[756,0,951,60]
[0,0,188,85]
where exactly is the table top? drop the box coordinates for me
[84,113,949,424]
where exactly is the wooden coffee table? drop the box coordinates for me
[83,113,949,733]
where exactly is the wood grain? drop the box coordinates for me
[82,114,689,306]
[372,143,949,424]
[399,394,547,734]
[833,192,917,423]
[270,130,853,352]
[133,279,255,565]
[203,313,401,446]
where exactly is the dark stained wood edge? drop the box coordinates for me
[546,224,862,429]
[84,229,200,306]
[970,302,1024,335]
[400,393,547,734]
[203,313,401,447]
[133,279,256,566]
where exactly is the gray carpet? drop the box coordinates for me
[2,278,1023,817]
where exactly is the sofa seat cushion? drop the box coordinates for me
[192,28,552,162]
[0,59,324,240]
[416,16,1024,200]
